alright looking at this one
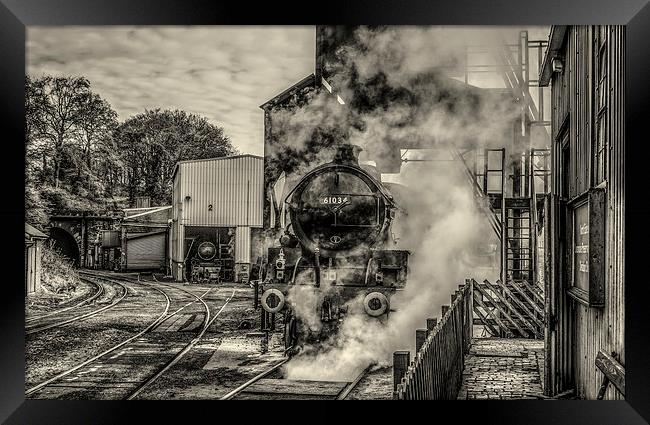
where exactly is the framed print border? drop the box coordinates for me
[1,0,649,423]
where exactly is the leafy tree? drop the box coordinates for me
[25,76,236,223]
[25,76,123,219]
[68,92,119,193]
[75,93,118,168]
[31,76,92,188]
[25,76,50,183]
[115,109,237,206]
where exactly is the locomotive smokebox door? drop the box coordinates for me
[197,241,216,260]
[283,144,397,259]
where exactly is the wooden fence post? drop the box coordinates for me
[393,351,410,391]
[468,279,474,343]
[427,318,437,332]
[442,305,450,317]
[416,329,427,352]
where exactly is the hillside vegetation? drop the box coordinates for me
[26,75,237,228]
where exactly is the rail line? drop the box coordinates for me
[25,278,104,324]
[26,276,128,335]
[127,277,236,400]
[25,275,172,396]
[220,361,374,400]
[27,271,236,400]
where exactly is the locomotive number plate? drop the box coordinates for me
[321,196,348,205]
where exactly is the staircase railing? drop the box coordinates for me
[451,148,502,239]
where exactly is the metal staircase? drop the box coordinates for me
[503,197,533,283]
[453,148,505,240]
[451,30,552,339]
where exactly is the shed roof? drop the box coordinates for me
[123,205,172,221]
[259,74,316,110]
[539,26,568,87]
[172,154,263,182]
[125,230,168,241]
[25,223,48,240]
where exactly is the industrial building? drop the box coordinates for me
[25,223,48,294]
[540,25,625,400]
[169,155,264,282]
[119,205,172,271]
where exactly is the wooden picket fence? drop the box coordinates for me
[471,278,545,339]
[393,281,473,400]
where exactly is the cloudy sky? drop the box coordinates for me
[27,26,315,156]
[27,26,549,156]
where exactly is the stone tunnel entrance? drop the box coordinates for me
[49,226,80,266]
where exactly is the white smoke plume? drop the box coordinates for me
[269,26,521,380]
[284,160,498,381]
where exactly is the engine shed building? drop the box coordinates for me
[25,223,48,294]
[119,205,172,272]
[540,25,625,400]
[170,155,264,283]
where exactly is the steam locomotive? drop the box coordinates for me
[258,144,409,353]
[190,241,222,284]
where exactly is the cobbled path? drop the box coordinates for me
[457,337,544,400]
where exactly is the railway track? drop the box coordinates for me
[26,271,235,400]
[25,279,104,325]
[127,275,235,400]
[221,361,374,400]
[25,276,127,335]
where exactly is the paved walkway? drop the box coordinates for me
[457,338,544,400]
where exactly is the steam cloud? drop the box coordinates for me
[272,26,519,381]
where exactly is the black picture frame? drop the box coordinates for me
[2,0,649,423]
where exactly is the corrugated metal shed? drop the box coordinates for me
[170,155,264,282]
[26,223,48,240]
[235,226,251,263]
[174,155,263,227]
[125,231,166,270]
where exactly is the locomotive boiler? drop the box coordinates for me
[258,144,409,353]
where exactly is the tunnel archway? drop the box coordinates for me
[49,227,80,267]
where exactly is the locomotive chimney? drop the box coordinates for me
[334,144,362,166]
